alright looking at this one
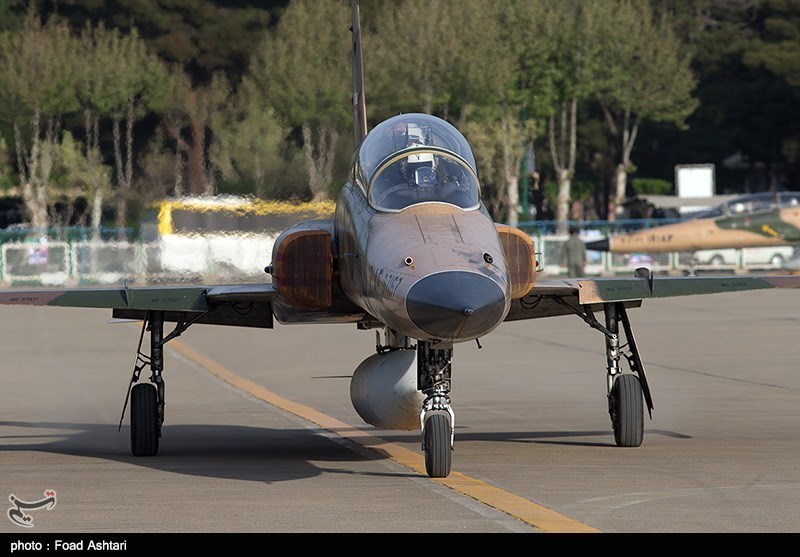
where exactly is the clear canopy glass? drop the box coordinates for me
[355,114,480,211]
[694,191,800,219]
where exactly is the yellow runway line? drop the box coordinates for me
[168,338,600,533]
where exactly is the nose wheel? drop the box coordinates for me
[423,411,452,478]
[418,341,454,478]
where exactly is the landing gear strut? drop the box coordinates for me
[602,302,649,447]
[417,341,453,478]
[554,297,653,447]
[119,310,202,457]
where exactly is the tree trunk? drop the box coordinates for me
[302,123,338,201]
[113,118,127,231]
[556,168,571,235]
[85,110,103,239]
[612,111,640,222]
[612,162,627,221]
[549,98,577,236]
[501,117,520,226]
[188,117,207,195]
[14,111,51,230]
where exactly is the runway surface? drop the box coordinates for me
[2,288,800,533]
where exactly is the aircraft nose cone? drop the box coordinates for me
[406,271,506,341]
[585,237,610,252]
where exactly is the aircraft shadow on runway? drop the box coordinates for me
[377,428,691,448]
[0,421,422,482]
[1,420,692,482]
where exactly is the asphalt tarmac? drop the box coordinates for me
[2,288,799,533]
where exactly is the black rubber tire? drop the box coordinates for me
[610,374,644,447]
[131,383,159,456]
[423,413,452,478]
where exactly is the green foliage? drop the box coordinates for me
[0,11,82,122]
[0,0,796,223]
[631,177,672,195]
[0,135,14,191]
[602,0,698,127]
[250,0,350,130]
[208,76,291,197]
[79,23,170,120]
[570,180,595,201]
[743,0,800,90]
[543,181,559,211]
[0,0,25,31]
[460,119,507,218]
[49,131,112,196]
[541,179,594,208]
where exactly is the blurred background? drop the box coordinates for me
[0,0,797,284]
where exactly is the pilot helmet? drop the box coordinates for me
[404,123,435,185]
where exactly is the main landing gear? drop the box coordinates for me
[555,298,654,447]
[119,310,200,457]
[417,341,454,478]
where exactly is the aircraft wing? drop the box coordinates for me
[0,283,277,311]
[505,274,800,322]
[0,283,280,329]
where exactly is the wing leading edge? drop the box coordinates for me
[0,283,280,329]
[506,274,800,322]
[0,283,277,312]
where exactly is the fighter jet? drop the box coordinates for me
[586,191,800,254]
[2,1,800,478]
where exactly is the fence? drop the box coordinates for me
[0,222,792,286]
[0,233,277,286]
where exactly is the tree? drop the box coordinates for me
[596,0,698,219]
[36,0,287,85]
[78,22,128,236]
[101,29,169,230]
[446,0,540,226]
[249,0,351,201]
[208,76,290,198]
[542,1,614,234]
[0,11,81,229]
[367,0,555,225]
[161,68,230,197]
[743,0,800,173]
[640,0,800,191]
[366,0,462,119]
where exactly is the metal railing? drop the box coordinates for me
[0,222,791,286]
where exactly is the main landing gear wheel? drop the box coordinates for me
[130,383,159,456]
[610,374,643,447]
[423,412,452,478]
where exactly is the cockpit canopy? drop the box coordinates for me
[693,191,800,219]
[354,113,480,212]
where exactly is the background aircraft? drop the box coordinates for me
[2,1,800,479]
[586,191,800,254]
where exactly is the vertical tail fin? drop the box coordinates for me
[351,0,368,147]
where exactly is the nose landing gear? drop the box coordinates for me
[417,341,454,478]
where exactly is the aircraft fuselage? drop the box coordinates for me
[589,192,800,253]
[335,182,510,344]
